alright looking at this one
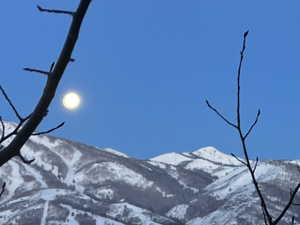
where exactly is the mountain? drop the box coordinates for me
[0,122,299,225]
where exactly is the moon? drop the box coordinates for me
[62,92,81,110]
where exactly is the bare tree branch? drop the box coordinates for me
[49,62,55,72]
[262,204,269,225]
[0,117,5,141]
[18,153,35,164]
[0,182,5,198]
[244,109,261,140]
[37,5,74,16]
[0,114,31,145]
[32,122,65,136]
[0,0,92,167]
[291,216,295,225]
[230,153,247,166]
[273,182,300,224]
[205,100,237,128]
[23,67,50,76]
[252,156,259,174]
[206,31,300,224]
[236,30,249,129]
[0,86,23,121]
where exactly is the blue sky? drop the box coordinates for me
[1,0,300,159]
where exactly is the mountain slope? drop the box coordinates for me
[0,123,299,224]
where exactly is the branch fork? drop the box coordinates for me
[206,31,300,225]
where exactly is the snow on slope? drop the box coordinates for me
[206,162,282,200]
[166,204,189,220]
[151,146,241,166]
[1,121,299,225]
[81,161,154,189]
[102,147,129,158]
[191,146,241,166]
[108,203,162,225]
[150,152,191,165]
[150,146,242,178]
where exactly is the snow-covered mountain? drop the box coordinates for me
[0,123,299,225]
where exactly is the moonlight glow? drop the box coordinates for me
[62,92,81,110]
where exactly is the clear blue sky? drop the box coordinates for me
[1,0,300,160]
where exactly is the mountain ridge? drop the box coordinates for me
[0,121,299,224]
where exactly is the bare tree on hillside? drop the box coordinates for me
[0,0,92,196]
[206,31,300,225]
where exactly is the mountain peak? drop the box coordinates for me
[192,146,219,155]
[192,146,240,165]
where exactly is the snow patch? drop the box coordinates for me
[150,152,191,165]
[108,203,161,225]
[192,146,241,166]
[102,148,129,158]
[166,204,189,220]
[155,187,174,198]
[206,163,281,200]
[147,160,167,169]
[94,188,114,200]
[85,162,153,189]
[30,135,63,149]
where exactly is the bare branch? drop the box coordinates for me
[206,100,237,128]
[18,153,35,164]
[262,206,269,225]
[235,31,273,224]
[252,156,259,173]
[291,216,295,225]
[0,182,5,198]
[244,109,261,140]
[0,115,30,145]
[231,153,247,166]
[0,0,92,167]
[23,67,50,76]
[32,122,65,136]
[0,85,23,121]
[273,182,300,224]
[206,31,284,224]
[49,62,55,72]
[236,30,249,128]
[37,5,74,16]
[0,117,5,141]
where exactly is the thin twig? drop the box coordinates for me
[0,122,23,144]
[205,100,237,128]
[231,153,247,166]
[273,182,300,224]
[23,67,50,76]
[0,182,5,198]
[0,117,5,141]
[0,86,23,121]
[235,31,273,224]
[49,62,55,72]
[244,109,261,140]
[291,216,295,225]
[37,5,74,16]
[252,156,259,173]
[18,153,35,164]
[262,205,269,225]
[236,30,249,128]
[32,122,65,136]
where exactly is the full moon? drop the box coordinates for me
[62,92,81,110]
